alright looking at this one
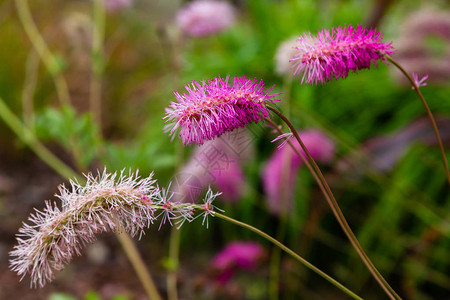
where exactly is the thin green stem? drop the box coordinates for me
[91,0,105,129]
[268,138,293,300]
[22,49,39,131]
[267,105,401,300]
[167,227,181,300]
[0,97,77,179]
[212,212,363,300]
[386,55,450,185]
[268,220,286,300]
[15,0,71,106]
[0,97,161,300]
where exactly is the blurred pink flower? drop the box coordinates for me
[105,0,133,12]
[171,128,252,203]
[176,0,236,37]
[212,241,264,284]
[212,160,245,203]
[263,130,335,215]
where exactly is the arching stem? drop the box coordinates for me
[386,55,449,185]
[267,105,401,300]
[211,212,363,300]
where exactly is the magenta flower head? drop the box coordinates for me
[291,25,395,85]
[176,0,235,37]
[211,241,264,284]
[164,75,280,146]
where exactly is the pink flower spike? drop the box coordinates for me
[411,73,428,89]
[9,169,158,288]
[164,75,280,146]
[291,25,395,85]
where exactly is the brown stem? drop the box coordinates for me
[387,55,450,185]
[267,105,401,300]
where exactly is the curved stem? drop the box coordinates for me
[0,97,77,179]
[0,97,161,300]
[15,0,71,106]
[213,212,363,300]
[267,105,401,300]
[386,55,449,185]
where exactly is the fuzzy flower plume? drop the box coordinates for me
[10,170,222,288]
[177,0,235,37]
[164,75,279,145]
[291,25,395,84]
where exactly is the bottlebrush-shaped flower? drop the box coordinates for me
[176,0,235,37]
[9,170,221,288]
[291,25,395,84]
[164,75,279,145]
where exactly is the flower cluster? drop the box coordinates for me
[164,75,279,145]
[10,170,221,288]
[290,25,395,84]
[176,0,236,37]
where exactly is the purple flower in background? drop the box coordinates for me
[212,241,264,284]
[291,25,395,85]
[177,0,235,37]
[105,0,133,12]
[263,130,335,215]
[212,160,245,202]
[164,75,279,146]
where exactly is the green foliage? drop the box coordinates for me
[35,105,101,169]
[0,0,449,299]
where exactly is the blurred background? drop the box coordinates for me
[0,0,449,299]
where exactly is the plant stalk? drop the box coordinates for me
[213,212,363,300]
[267,105,401,300]
[15,0,71,106]
[117,232,162,300]
[386,55,449,185]
[91,0,105,129]
[0,97,161,300]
